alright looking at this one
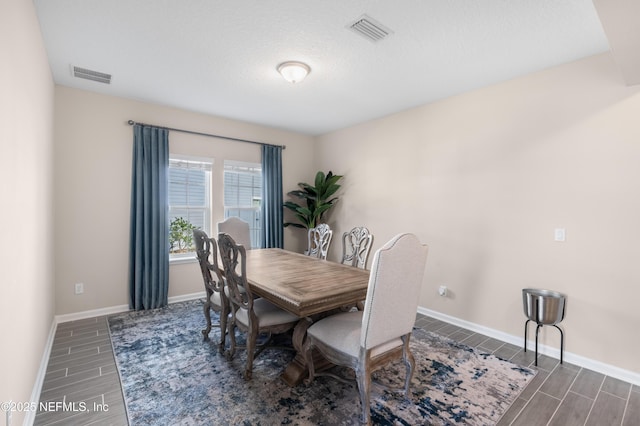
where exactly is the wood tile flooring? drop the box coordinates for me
[34,310,639,425]
[34,317,127,425]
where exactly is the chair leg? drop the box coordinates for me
[401,335,415,397]
[244,323,259,380]
[355,362,372,425]
[218,303,228,354]
[202,299,212,341]
[225,315,237,361]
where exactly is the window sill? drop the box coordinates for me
[170,255,197,265]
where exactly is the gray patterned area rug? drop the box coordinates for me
[108,300,535,425]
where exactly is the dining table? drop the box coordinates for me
[244,248,370,386]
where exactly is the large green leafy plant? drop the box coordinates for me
[283,171,343,229]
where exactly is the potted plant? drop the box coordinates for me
[283,170,343,229]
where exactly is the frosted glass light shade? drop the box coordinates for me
[277,61,310,83]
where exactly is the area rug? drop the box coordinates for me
[108,300,536,425]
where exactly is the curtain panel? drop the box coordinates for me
[260,145,284,248]
[128,125,170,310]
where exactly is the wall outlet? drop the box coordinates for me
[438,285,448,297]
[74,282,84,295]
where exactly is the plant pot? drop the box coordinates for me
[522,288,566,325]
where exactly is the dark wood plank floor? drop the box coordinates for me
[34,309,639,425]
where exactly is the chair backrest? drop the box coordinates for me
[217,217,252,249]
[307,223,333,260]
[218,232,254,311]
[341,226,374,269]
[360,233,428,350]
[193,229,225,294]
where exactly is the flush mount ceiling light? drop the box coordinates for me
[277,61,311,83]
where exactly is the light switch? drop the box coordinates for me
[554,228,566,242]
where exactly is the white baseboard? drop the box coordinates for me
[54,304,130,324]
[166,291,207,305]
[54,292,206,323]
[24,319,57,426]
[418,306,640,387]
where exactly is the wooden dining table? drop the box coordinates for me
[244,248,370,386]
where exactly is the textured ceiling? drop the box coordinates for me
[34,0,612,135]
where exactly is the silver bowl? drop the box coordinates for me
[522,288,566,325]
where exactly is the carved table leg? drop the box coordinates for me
[280,316,333,387]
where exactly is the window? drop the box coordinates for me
[224,161,261,248]
[168,156,212,258]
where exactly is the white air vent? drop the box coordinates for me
[348,14,393,42]
[72,66,112,84]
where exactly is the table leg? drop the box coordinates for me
[280,316,332,386]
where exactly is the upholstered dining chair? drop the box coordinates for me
[306,223,333,260]
[303,233,428,425]
[341,226,374,269]
[217,216,252,249]
[193,229,228,353]
[218,232,299,380]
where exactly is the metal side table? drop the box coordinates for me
[522,288,566,366]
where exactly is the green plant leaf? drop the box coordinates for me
[298,183,318,196]
[283,222,306,228]
[314,171,325,190]
[297,206,313,216]
[320,184,340,199]
[325,174,343,186]
[283,201,303,211]
[315,204,332,216]
[325,197,339,205]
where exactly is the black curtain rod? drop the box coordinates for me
[127,120,286,150]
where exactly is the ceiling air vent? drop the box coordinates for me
[348,14,393,42]
[72,66,112,84]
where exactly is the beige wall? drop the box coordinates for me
[316,52,640,375]
[0,0,55,424]
[54,87,314,315]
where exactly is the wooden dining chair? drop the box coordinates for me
[341,226,374,311]
[303,233,428,425]
[306,223,333,260]
[341,226,374,269]
[193,229,228,353]
[217,216,252,249]
[218,232,299,380]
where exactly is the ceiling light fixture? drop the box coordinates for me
[277,61,311,83]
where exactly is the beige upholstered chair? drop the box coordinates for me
[193,229,228,353]
[217,216,252,249]
[306,223,333,260]
[341,226,374,269]
[218,232,299,380]
[303,233,428,425]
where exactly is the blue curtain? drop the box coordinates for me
[261,145,284,248]
[128,125,169,310]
